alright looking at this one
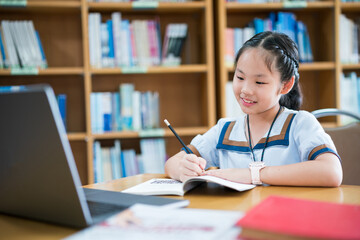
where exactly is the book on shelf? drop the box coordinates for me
[65,203,242,240]
[89,12,190,68]
[161,23,188,66]
[0,20,47,69]
[226,12,313,64]
[340,72,360,125]
[340,14,360,64]
[90,83,160,133]
[122,175,256,196]
[93,138,166,183]
[56,94,67,131]
[236,195,360,240]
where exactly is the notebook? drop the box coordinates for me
[237,195,360,240]
[0,84,188,228]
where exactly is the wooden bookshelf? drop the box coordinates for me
[215,0,346,127]
[0,0,215,184]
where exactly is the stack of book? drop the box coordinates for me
[90,83,160,133]
[237,196,360,240]
[93,138,166,183]
[225,12,313,66]
[0,20,47,69]
[88,12,188,68]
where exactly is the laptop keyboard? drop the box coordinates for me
[87,200,126,218]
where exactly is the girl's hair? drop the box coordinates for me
[235,31,303,110]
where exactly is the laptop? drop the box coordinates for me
[0,84,189,228]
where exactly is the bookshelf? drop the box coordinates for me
[215,0,354,126]
[0,0,215,184]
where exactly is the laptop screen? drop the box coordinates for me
[0,84,92,227]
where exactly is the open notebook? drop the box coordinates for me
[123,176,256,196]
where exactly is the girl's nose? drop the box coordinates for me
[241,82,253,95]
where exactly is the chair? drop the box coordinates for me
[312,108,360,186]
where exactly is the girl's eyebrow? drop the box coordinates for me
[237,68,266,78]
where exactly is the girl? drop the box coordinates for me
[165,31,342,187]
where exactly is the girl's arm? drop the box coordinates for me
[203,153,342,187]
[261,153,342,187]
[165,151,207,182]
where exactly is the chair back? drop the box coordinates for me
[312,109,360,186]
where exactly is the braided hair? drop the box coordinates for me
[234,31,302,110]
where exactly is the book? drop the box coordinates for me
[65,203,243,240]
[122,176,256,196]
[237,195,360,240]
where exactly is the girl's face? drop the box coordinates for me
[233,48,284,117]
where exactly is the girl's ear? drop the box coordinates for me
[280,76,295,95]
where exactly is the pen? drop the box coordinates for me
[164,119,193,154]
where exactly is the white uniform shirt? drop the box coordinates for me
[189,108,339,169]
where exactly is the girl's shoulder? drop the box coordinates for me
[283,108,322,131]
[215,116,246,129]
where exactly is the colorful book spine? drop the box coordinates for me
[56,94,67,131]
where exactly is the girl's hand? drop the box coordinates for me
[178,154,207,182]
[201,168,252,184]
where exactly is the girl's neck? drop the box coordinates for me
[248,104,282,126]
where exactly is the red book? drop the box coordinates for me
[237,195,360,240]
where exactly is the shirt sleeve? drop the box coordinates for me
[190,119,229,168]
[292,111,340,161]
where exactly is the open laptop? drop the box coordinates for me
[0,84,188,228]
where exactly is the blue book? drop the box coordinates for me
[253,18,264,35]
[56,94,67,131]
[102,92,112,132]
[106,20,115,62]
[0,31,6,67]
[120,151,127,178]
[35,31,47,68]
[120,83,134,130]
[111,140,122,179]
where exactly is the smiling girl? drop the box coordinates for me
[165,31,342,187]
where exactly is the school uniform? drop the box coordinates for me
[188,108,340,170]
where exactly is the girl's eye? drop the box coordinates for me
[256,81,266,85]
[237,76,244,80]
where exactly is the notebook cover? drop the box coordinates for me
[237,195,360,240]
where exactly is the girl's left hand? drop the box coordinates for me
[201,168,252,184]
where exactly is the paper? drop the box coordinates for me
[65,204,243,240]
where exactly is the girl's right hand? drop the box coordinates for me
[178,154,207,182]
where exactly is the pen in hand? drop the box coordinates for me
[164,119,193,154]
[164,119,206,173]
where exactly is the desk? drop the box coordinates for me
[1,174,360,240]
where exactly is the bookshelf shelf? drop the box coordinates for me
[0,67,84,76]
[92,127,209,140]
[342,64,360,70]
[340,2,360,11]
[226,1,334,12]
[225,62,336,73]
[90,65,208,75]
[68,132,87,141]
[27,1,81,8]
[87,2,205,12]
[299,62,336,71]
